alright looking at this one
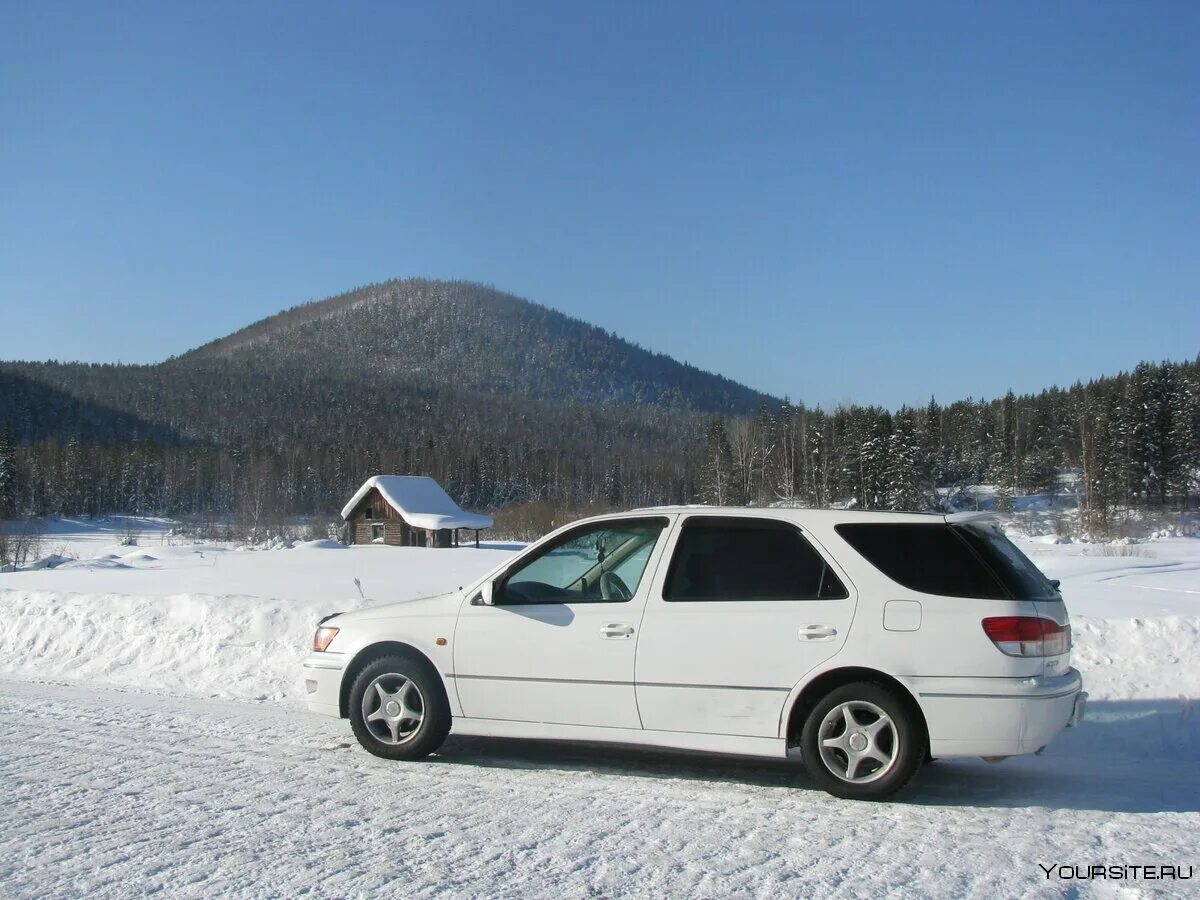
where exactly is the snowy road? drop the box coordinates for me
[2,678,1196,899]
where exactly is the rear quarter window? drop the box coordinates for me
[953,523,1058,600]
[835,523,1007,599]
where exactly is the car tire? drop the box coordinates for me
[348,652,451,761]
[799,681,926,801]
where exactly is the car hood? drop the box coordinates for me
[331,591,460,623]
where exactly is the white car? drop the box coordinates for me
[304,508,1085,800]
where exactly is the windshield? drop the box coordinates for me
[952,523,1058,600]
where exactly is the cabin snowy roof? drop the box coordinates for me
[341,476,493,531]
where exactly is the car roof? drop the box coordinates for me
[620,505,950,525]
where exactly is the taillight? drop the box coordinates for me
[981,616,1070,657]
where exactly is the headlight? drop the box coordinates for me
[313,626,340,652]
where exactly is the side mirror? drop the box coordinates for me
[1049,579,1061,592]
[473,580,496,606]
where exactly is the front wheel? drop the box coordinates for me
[348,653,451,761]
[799,682,925,801]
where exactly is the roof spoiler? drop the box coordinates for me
[944,511,1000,525]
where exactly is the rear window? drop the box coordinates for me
[665,518,848,602]
[835,523,1007,599]
[953,523,1058,600]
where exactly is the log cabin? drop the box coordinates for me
[341,475,493,548]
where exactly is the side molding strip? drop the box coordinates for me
[444,672,789,693]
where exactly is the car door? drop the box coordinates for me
[635,515,857,738]
[453,516,673,728]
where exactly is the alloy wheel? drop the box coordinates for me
[817,699,899,784]
[360,673,425,745]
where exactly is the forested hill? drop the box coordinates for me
[0,278,776,521]
[0,275,1195,531]
[177,279,778,413]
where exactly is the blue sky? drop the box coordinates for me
[1,1,1196,409]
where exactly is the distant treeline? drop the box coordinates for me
[1,358,1196,534]
[695,359,1199,530]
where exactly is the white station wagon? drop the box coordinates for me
[304,508,1085,800]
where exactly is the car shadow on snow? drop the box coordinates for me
[429,699,1199,813]
[906,698,1200,814]
[433,734,807,790]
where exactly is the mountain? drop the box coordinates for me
[177,279,778,414]
[0,279,778,520]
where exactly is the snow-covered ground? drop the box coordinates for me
[1,518,1198,897]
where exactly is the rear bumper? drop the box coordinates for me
[301,652,346,717]
[1067,691,1088,728]
[915,668,1084,758]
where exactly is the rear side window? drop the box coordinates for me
[835,523,1006,599]
[665,518,848,602]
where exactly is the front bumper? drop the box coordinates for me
[915,667,1084,758]
[302,652,346,717]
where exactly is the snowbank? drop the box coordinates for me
[1071,614,1200,700]
[0,589,351,702]
[291,539,346,550]
[0,532,515,704]
[19,554,73,571]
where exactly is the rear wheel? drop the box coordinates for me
[799,682,925,801]
[348,653,451,761]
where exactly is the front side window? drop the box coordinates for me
[500,518,668,604]
[835,523,1007,599]
[664,518,848,602]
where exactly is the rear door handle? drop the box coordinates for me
[799,624,837,641]
[601,623,635,638]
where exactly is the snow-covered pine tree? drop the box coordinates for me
[754,401,778,506]
[0,425,17,519]
[1129,362,1164,506]
[1021,401,1059,498]
[921,396,942,492]
[833,409,865,508]
[858,410,892,510]
[805,408,833,508]
[61,435,82,516]
[885,408,923,511]
[700,418,737,505]
[1078,384,1124,530]
[604,461,622,507]
[1161,362,1198,507]
[773,401,798,503]
[1170,363,1200,505]
[965,400,993,492]
[995,390,1019,503]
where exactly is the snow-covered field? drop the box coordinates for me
[1,518,1198,897]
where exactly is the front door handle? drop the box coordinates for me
[600,623,635,638]
[799,624,837,641]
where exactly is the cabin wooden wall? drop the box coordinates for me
[347,487,415,546]
[352,520,412,545]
